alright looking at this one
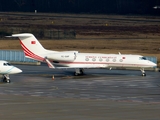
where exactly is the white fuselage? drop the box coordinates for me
[0,61,22,74]
[10,33,157,70]
[50,53,156,68]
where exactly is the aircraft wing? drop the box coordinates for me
[53,66,100,69]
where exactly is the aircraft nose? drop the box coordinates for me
[11,67,22,74]
[153,63,157,68]
[150,62,157,68]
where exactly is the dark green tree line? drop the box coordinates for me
[0,0,159,15]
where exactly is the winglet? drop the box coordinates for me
[44,57,55,69]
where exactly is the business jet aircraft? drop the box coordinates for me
[0,60,22,83]
[10,33,156,76]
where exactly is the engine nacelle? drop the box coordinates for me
[46,52,77,62]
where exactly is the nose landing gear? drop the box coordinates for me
[140,68,146,76]
[2,74,10,83]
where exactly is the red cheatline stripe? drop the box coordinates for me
[21,44,44,61]
[22,45,43,61]
[20,41,44,61]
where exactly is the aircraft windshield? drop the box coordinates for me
[139,57,147,60]
[3,63,11,66]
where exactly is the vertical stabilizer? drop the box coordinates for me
[11,33,46,61]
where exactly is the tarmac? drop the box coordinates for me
[0,64,160,120]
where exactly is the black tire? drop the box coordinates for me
[6,79,10,83]
[74,72,79,76]
[142,73,146,76]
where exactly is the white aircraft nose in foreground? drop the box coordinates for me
[0,60,22,83]
[10,33,156,76]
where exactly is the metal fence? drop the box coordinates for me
[145,56,157,64]
[0,50,37,63]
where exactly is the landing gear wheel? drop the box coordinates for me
[74,72,79,76]
[2,78,10,83]
[74,68,84,76]
[80,69,84,75]
[2,75,11,83]
[6,79,11,83]
[140,68,146,77]
[142,73,146,76]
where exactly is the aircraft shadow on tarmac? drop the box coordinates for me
[58,69,133,76]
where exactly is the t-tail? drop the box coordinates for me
[11,33,56,62]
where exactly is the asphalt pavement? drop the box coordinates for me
[0,64,160,120]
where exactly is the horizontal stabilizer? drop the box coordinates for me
[6,33,34,37]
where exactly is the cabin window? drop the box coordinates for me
[139,57,147,60]
[106,59,109,62]
[3,63,11,66]
[92,58,96,61]
[99,58,102,61]
[119,59,123,62]
[113,59,116,62]
[85,58,89,61]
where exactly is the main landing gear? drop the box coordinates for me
[1,74,11,83]
[74,68,84,76]
[140,68,146,76]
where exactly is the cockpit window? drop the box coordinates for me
[139,57,147,60]
[3,63,11,66]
